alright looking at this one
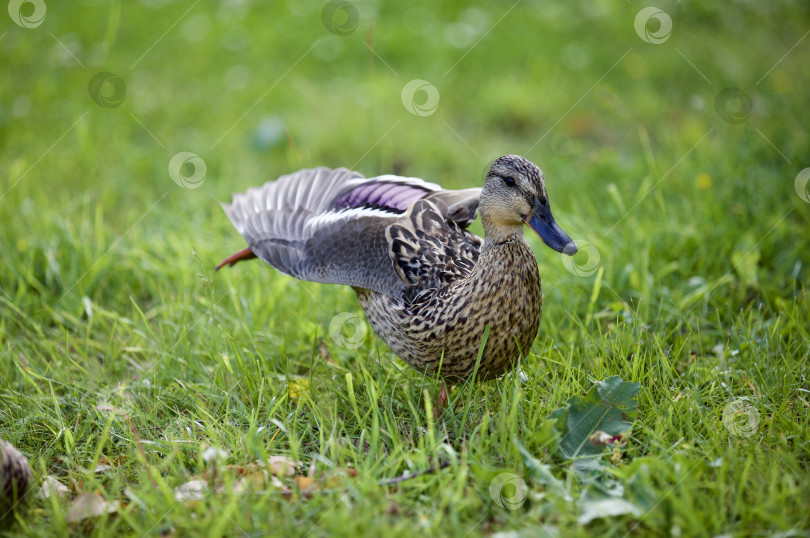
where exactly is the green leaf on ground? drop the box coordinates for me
[577,494,643,525]
[550,376,640,462]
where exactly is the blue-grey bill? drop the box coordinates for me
[526,201,577,255]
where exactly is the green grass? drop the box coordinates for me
[2,1,809,536]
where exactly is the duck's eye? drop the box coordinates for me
[503,176,516,187]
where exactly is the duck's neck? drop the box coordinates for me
[482,219,525,246]
[472,220,541,298]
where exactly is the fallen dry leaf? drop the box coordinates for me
[173,480,208,502]
[294,476,315,492]
[66,492,119,522]
[37,476,70,500]
[267,456,297,477]
[226,462,266,477]
[270,475,286,490]
[222,463,270,493]
[202,447,228,464]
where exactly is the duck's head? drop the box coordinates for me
[480,155,577,255]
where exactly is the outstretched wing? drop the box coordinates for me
[221,167,480,296]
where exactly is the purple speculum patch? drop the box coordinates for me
[332,181,432,213]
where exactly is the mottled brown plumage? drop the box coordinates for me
[218,155,576,381]
[0,439,32,527]
[356,237,542,381]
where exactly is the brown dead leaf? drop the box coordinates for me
[269,475,286,490]
[223,463,269,489]
[225,461,266,477]
[36,476,70,500]
[294,475,315,493]
[267,456,297,477]
[66,492,119,522]
[173,480,208,502]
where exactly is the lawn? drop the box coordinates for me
[1,1,809,536]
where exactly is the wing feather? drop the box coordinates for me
[221,167,476,296]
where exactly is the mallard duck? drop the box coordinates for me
[0,439,31,527]
[217,155,576,382]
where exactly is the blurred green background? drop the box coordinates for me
[1,0,809,535]
[1,0,808,315]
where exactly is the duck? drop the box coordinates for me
[0,439,31,528]
[217,155,577,385]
